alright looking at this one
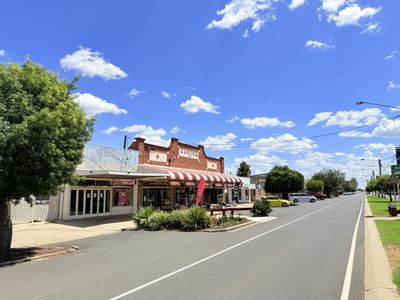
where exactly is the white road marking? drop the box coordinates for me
[110,197,356,300]
[340,196,364,300]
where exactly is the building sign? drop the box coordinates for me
[112,179,134,186]
[179,148,199,159]
[185,182,196,187]
[207,161,218,170]
[149,151,167,163]
[169,181,181,187]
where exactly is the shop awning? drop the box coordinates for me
[140,164,243,184]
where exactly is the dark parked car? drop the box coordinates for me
[307,192,326,200]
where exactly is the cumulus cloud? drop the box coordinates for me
[289,0,306,10]
[231,154,287,175]
[161,91,171,99]
[73,93,127,116]
[385,50,397,60]
[128,88,145,98]
[206,0,273,32]
[338,130,373,138]
[0,50,5,57]
[180,95,220,114]
[241,116,295,129]
[102,126,119,134]
[356,143,395,154]
[199,133,237,150]
[226,116,240,123]
[305,40,335,50]
[361,22,381,35]
[320,0,346,13]
[307,112,333,126]
[170,126,185,135]
[240,137,254,142]
[388,81,400,91]
[250,133,317,154]
[327,4,381,27]
[372,119,400,138]
[309,108,384,127]
[60,47,127,80]
[120,124,169,146]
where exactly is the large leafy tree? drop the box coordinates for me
[264,166,304,199]
[343,177,358,192]
[236,161,251,177]
[306,179,324,193]
[312,169,345,197]
[0,61,93,254]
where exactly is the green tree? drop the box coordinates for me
[236,161,251,177]
[312,169,345,197]
[306,179,324,193]
[264,166,304,200]
[366,179,378,193]
[0,61,93,254]
[375,175,392,199]
[343,178,358,192]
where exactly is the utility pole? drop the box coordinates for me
[372,170,375,179]
[379,159,382,176]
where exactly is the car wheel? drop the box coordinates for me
[282,203,288,207]
[293,199,298,203]
[310,199,316,203]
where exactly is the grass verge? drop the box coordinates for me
[375,220,400,292]
[367,195,390,217]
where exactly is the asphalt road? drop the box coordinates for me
[0,193,364,300]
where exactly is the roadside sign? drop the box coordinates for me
[391,175,398,184]
[392,165,400,175]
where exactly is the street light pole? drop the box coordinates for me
[356,101,400,110]
[379,158,382,176]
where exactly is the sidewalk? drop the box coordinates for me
[12,215,135,248]
[364,197,400,299]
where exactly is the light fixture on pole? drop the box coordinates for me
[356,101,400,110]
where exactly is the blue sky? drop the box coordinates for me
[1,0,400,185]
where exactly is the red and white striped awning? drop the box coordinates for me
[141,164,243,184]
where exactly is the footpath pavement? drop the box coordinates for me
[12,215,134,248]
[364,197,400,299]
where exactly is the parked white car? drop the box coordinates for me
[289,193,317,203]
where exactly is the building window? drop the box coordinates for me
[113,187,133,207]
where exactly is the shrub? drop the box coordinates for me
[181,207,211,231]
[147,211,170,231]
[167,209,188,229]
[133,206,156,229]
[251,200,272,217]
[217,215,244,225]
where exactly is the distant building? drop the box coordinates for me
[250,173,267,200]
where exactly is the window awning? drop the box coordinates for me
[140,164,243,184]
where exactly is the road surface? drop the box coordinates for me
[0,193,364,300]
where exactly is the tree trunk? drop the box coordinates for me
[0,199,12,255]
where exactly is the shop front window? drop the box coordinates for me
[142,188,173,209]
[113,187,133,207]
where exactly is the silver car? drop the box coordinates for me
[289,193,317,203]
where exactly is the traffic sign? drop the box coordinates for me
[392,165,400,175]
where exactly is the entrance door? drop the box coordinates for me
[70,187,112,218]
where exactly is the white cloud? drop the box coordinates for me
[388,81,400,91]
[385,50,397,60]
[361,22,380,35]
[289,0,306,11]
[320,0,346,13]
[73,93,127,116]
[328,4,381,27]
[311,108,384,127]
[161,91,171,99]
[180,95,220,114]
[240,137,254,142]
[121,124,169,146]
[250,133,317,154]
[226,116,240,123]
[307,112,333,126]
[170,126,185,135]
[0,50,5,57]
[241,116,295,129]
[372,119,400,138]
[102,126,119,135]
[128,88,145,98]
[243,29,249,38]
[60,47,127,80]
[199,133,237,150]
[252,19,265,32]
[231,153,287,175]
[356,143,395,154]
[338,130,373,138]
[295,152,339,173]
[206,0,273,32]
[306,40,335,50]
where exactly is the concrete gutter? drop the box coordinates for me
[364,196,400,299]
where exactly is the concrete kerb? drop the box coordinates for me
[0,245,79,268]
[364,196,400,300]
[204,216,276,233]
